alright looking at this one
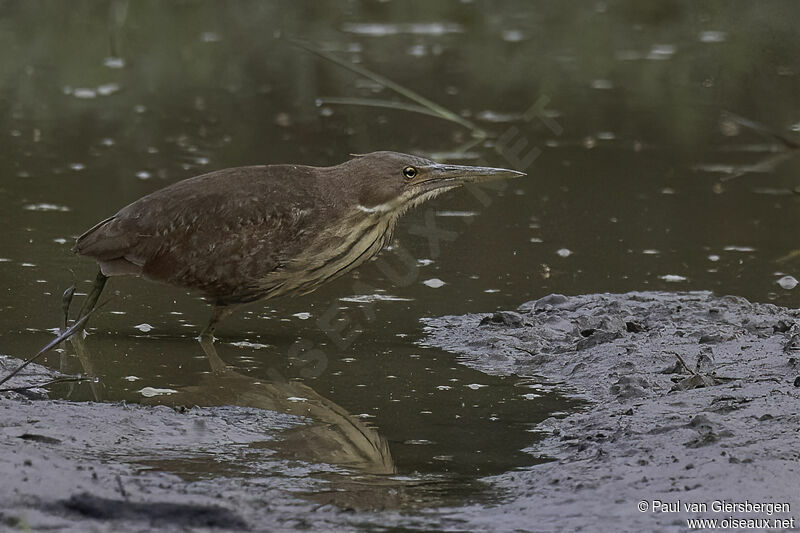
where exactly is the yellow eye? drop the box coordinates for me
[403,166,417,179]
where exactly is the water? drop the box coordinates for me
[1,0,799,521]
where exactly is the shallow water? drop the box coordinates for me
[1,0,799,522]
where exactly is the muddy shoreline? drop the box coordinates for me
[2,291,799,531]
[424,291,800,532]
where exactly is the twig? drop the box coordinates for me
[667,351,697,376]
[722,111,800,149]
[0,376,92,393]
[291,38,487,138]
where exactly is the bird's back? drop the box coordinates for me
[75,164,344,305]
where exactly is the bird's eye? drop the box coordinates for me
[403,166,417,179]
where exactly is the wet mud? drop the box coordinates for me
[423,291,800,532]
[2,291,799,531]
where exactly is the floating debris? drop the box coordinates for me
[556,248,572,258]
[435,210,478,217]
[647,44,676,60]
[699,31,727,43]
[24,203,70,212]
[423,278,445,288]
[340,22,464,36]
[103,57,125,69]
[201,31,221,42]
[138,387,177,397]
[229,341,271,350]
[659,274,687,282]
[591,79,613,90]
[340,294,413,303]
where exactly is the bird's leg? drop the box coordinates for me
[75,269,109,326]
[198,306,233,375]
[61,285,76,331]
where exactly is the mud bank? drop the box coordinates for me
[423,291,800,532]
[0,359,438,532]
[2,291,798,532]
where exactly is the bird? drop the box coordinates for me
[71,151,524,346]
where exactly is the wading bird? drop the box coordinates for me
[71,151,524,350]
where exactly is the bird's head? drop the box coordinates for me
[340,151,526,215]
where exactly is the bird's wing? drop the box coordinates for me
[74,165,337,297]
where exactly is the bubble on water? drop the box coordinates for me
[136,171,152,180]
[724,245,756,252]
[556,248,572,258]
[69,163,85,171]
[436,385,452,391]
[417,258,434,266]
[134,323,154,333]
[777,275,798,290]
[423,278,445,288]
[123,376,140,382]
[708,254,720,262]
[659,274,687,282]
[292,312,311,320]
[466,383,487,390]
[642,249,660,255]
[287,396,308,402]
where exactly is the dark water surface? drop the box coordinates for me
[1,0,799,517]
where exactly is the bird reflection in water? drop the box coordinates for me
[65,333,395,477]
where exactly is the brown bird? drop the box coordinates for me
[72,151,524,345]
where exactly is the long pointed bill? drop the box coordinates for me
[418,163,526,192]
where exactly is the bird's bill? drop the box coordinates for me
[416,163,526,191]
